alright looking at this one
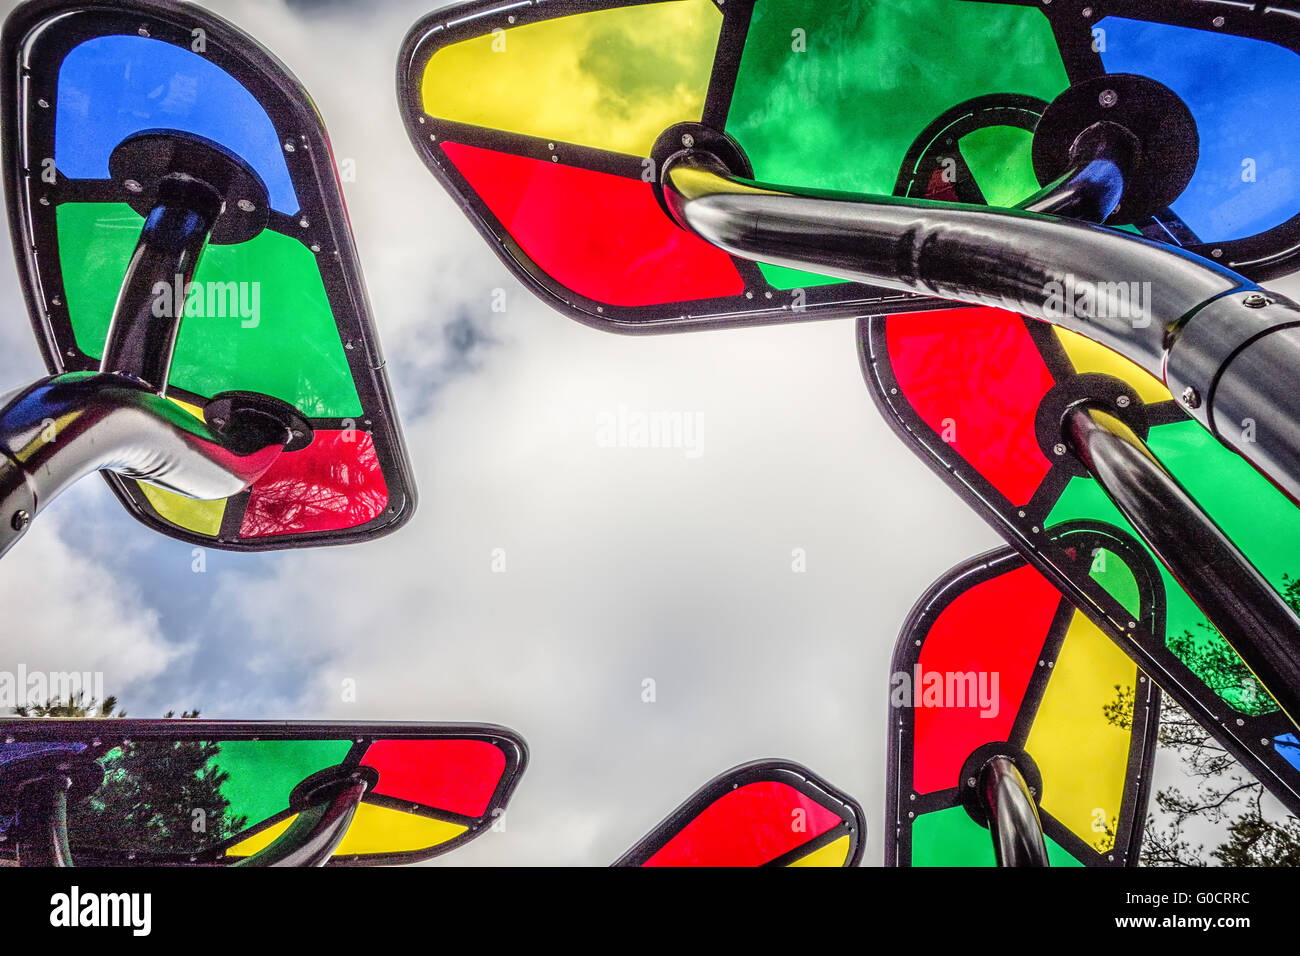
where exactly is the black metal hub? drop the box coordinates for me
[1035,373,1150,479]
[958,742,1043,828]
[650,122,753,222]
[204,391,314,455]
[109,130,271,245]
[1032,74,1199,224]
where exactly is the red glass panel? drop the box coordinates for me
[887,307,1055,506]
[643,781,840,866]
[912,563,1060,793]
[361,739,506,817]
[441,141,745,307]
[240,430,388,538]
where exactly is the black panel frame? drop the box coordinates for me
[0,718,527,867]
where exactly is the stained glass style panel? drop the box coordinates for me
[0,721,526,866]
[3,2,414,551]
[864,306,1300,815]
[888,542,1161,867]
[401,0,1300,332]
[422,0,722,157]
[614,761,864,867]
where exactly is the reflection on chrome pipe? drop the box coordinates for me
[14,777,74,867]
[234,777,367,868]
[1064,405,1300,729]
[662,150,1300,503]
[0,371,288,558]
[978,756,1049,868]
[663,151,1243,380]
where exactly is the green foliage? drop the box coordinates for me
[8,694,245,858]
[1106,590,1300,866]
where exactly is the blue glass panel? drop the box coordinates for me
[55,36,298,214]
[1276,734,1300,772]
[1098,18,1300,242]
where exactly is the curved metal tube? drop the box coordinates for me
[664,152,1243,376]
[1015,121,1133,222]
[14,777,74,867]
[663,151,1300,503]
[233,778,366,868]
[101,174,222,391]
[0,371,286,556]
[1064,405,1300,727]
[978,757,1049,868]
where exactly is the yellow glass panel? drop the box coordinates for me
[332,802,467,856]
[1026,611,1136,849]
[167,397,206,420]
[138,483,225,536]
[225,804,466,859]
[786,833,850,867]
[226,816,293,857]
[136,396,225,535]
[422,0,723,156]
[1054,328,1172,404]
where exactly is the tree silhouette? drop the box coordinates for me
[1105,574,1300,866]
[9,693,246,857]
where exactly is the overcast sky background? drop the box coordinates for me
[0,0,1287,865]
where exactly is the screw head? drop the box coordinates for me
[124,179,143,194]
[1244,292,1270,309]
[1053,442,1067,456]
[1181,386,1202,409]
[1116,394,1131,408]
[236,198,256,213]
[10,509,30,532]
[1098,89,1119,108]
[681,133,695,149]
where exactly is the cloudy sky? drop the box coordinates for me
[0,0,1285,866]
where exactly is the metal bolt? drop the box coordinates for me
[1212,15,1225,27]
[966,777,977,788]
[1116,395,1131,408]
[1244,292,1270,309]
[1098,88,1119,108]
[284,141,296,153]
[1181,386,1202,409]
[124,179,143,194]
[10,510,30,532]
[681,133,695,149]
[1053,442,1067,456]
[299,217,310,229]
[236,198,256,213]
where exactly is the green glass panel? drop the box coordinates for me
[757,262,845,290]
[1047,420,1294,715]
[727,0,1067,289]
[207,739,353,826]
[56,203,362,418]
[1088,548,1141,618]
[727,0,1067,199]
[911,805,1081,866]
[961,126,1039,208]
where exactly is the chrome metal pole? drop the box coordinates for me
[0,372,287,557]
[978,756,1049,868]
[234,776,367,868]
[1063,404,1300,727]
[14,775,74,867]
[661,152,1300,504]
